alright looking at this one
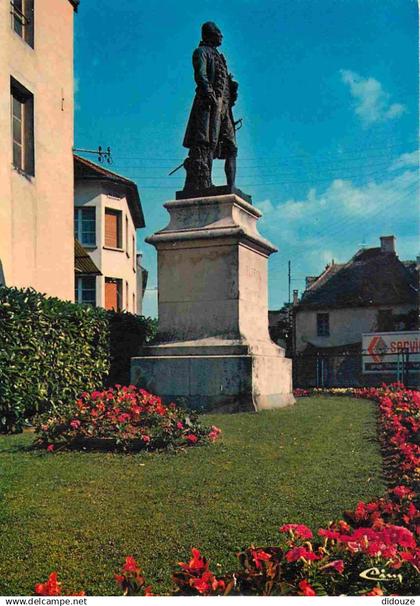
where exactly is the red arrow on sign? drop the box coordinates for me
[368,336,382,363]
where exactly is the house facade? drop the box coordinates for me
[293,236,419,387]
[74,155,145,312]
[0,0,78,299]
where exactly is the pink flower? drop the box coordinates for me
[70,419,81,430]
[176,422,184,430]
[46,444,55,452]
[141,435,151,443]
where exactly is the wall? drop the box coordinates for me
[74,180,138,312]
[0,0,74,300]
[294,304,415,353]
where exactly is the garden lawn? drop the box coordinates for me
[0,396,386,595]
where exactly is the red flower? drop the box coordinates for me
[392,485,414,500]
[46,444,55,452]
[250,549,271,569]
[320,560,344,574]
[122,556,140,573]
[365,586,383,596]
[280,523,313,540]
[35,572,61,596]
[298,579,317,596]
[186,434,198,444]
[179,548,208,573]
[70,419,81,430]
[285,547,319,563]
[176,422,184,429]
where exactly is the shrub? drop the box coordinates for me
[33,385,221,452]
[106,311,157,387]
[0,287,110,433]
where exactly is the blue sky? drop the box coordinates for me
[74,0,418,317]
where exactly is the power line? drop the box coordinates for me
[112,138,418,162]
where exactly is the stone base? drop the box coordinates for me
[176,185,252,205]
[131,346,295,413]
[131,192,295,413]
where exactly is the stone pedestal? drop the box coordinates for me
[131,193,295,412]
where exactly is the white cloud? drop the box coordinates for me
[340,70,406,125]
[258,155,418,269]
[255,199,274,214]
[389,150,419,171]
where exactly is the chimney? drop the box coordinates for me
[293,289,299,305]
[380,235,396,254]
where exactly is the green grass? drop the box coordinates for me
[0,396,385,595]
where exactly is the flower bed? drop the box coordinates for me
[34,385,221,452]
[34,384,419,596]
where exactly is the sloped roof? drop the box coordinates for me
[75,240,101,275]
[69,0,80,11]
[298,247,418,309]
[74,155,145,229]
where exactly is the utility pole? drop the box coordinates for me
[288,260,291,305]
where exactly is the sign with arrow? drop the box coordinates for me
[362,331,420,374]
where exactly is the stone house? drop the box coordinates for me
[74,155,146,313]
[0,0,78,299]
[293,236,419,387]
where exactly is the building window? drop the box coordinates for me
[126,216,129,255]
[317,313,330,337]
[74,207,96,246]
[11,77,34,176]
[11,0,34,47]
[105,208,122,249]
[75,276,96,306]
[105,277,122,311]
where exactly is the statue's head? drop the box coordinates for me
[201,22,223,47]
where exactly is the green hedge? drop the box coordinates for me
[0,288,158,434]
[0,287,110,433]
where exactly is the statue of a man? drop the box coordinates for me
[182,22,238,192]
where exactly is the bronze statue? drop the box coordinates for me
[180,22,239,193]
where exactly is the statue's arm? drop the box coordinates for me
[192,47,213,96]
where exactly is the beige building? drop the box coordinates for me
[0,0,78,299]
[293,236,419,386]
[74,155,145,312]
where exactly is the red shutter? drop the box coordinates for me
[105,210,119,248]
[105,280,118,310]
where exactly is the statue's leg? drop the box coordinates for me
[219,109,237,189]
[225,148,237,188]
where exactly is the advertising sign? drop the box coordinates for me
[362,331,420,374]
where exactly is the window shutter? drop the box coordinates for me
[105,210,119,248]
[105,280,118,310]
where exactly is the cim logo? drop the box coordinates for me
[367,335,388,363]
